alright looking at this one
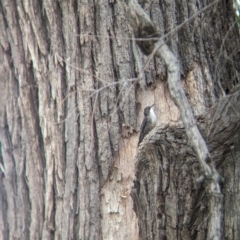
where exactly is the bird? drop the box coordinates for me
[138,104,157,146]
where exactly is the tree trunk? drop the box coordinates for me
[0,0,239,239]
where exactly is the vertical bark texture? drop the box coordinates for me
[0,0,138,239]
[0,0,239,240]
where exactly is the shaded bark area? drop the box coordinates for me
[132,90,240,240]
[149,0,239,101]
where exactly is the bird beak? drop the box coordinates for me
[150,104,155,108]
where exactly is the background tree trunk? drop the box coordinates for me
[0,0,239,239]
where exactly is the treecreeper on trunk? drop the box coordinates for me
[138,104,157,146]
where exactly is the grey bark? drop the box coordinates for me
[132,89,240,239]
[0,0,239,240]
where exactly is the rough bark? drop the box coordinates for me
[132,89,240,239]
[0,0,239,240]
[0,0,138,239]
[125,0,225,239]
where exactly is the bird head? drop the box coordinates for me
[144,104,154,116]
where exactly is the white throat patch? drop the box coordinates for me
[150,108,157,123]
